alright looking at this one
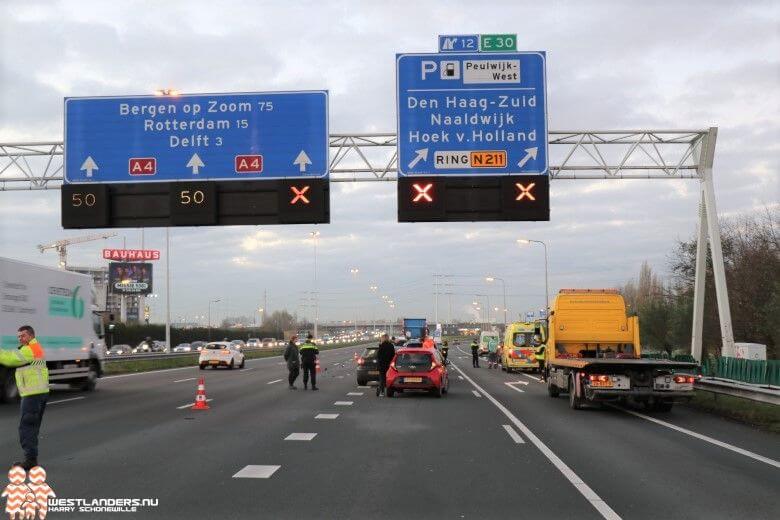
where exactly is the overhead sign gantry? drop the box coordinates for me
[62,91,329,228]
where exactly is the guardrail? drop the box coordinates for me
[695,377,780,406]
[700,356,780,386]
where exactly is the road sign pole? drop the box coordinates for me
[165,227,171,352]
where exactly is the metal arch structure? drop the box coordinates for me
[0,128,733,359]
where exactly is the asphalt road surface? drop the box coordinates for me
[0,342,777,519]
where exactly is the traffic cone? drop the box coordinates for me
[191,377,210,410]
[315,359,322,374]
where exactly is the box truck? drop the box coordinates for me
[0,257,105,402]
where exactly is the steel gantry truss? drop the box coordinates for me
[0,128,733,359]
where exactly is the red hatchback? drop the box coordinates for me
[386,348,449,398]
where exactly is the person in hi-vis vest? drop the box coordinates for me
[0,325,49,470]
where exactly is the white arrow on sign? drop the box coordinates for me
[80,156,98,177]
[294,150,312,172]
[517,146,538,168]
[408,148,429,169]
[186,153,205,174]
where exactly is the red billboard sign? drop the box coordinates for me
[103,249,160,261]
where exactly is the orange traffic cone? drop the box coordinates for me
[315,359,322,374]
[191,377,210,410]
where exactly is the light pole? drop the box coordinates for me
[207,299,221,341]
[485,276,507,329]
[310,231,320,339]
[518,239,549,318]
[349,267,359,333]
[257,307,264,327]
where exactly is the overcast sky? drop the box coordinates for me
[1,0,778,327]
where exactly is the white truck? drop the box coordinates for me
[0,257,105,402]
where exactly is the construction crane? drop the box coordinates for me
[37,232,117,268]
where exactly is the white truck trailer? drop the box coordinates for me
[0,257,105,402]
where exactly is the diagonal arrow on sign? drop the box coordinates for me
[294,150,312,172]
[186,153,205,174]
[517,146,538,168]
[80,156,98,177]
[408,148,428,169]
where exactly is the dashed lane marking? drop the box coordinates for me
[452,362,621,520]
[334,401,354,406]
[521,373,543,383]
[615,406,780,469]
[48,397,86,405]
[176,398,213,409]
[504,382,526,393]
[471,390,482,398]
[267,379,283,385]
[285,433,317,441]
[233,465,280,479]
[173,378,196,383]
[502,424,525,444]
[315,414,339,420]
[347,392,364,396]
[458,375,465,380]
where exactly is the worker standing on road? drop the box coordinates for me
[534,338,547,381]
[375,334,396,397]
[284,335,301,390]
[299,334,319,391]
[470,339,480,368]
[0,326,49,470]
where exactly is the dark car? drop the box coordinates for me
[356,346,381,386]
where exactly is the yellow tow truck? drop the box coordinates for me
[545,289,697,411]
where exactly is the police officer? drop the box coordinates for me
[535,341,547,381]
[375,334,396,397]
[299,333,319,390]
[0,326,49,470]
[470,338,480,368]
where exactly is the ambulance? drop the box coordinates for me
[501,321,544,372]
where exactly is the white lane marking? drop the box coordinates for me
[233,465,280,479]
[173,377,196,383]
[334,401,354,406]
[458,375,464,380]
[315,413,339,420]
[521,373,543,383]
[277,362,286,365]
[347,392,364,396]
[514,380,530,385]
[242,367,255,372]
[616,407,780,469]
[471,390,482,398]
[356,385,370,389]
[336,375,344,379]
[285,433,317,441]
[48,396,86,405]
[176,398,213,410]
[267,379,283,385]
[504,382,526,393]
[452,363,621,520]
[502,424,525,444]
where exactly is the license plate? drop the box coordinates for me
[404,377,422,383]
[209,360,219,365]
[368,370,380,375]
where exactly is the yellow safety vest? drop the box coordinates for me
[534,345,546,361]
[0,338,50,397]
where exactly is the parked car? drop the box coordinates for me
[107,344,131,356]
[247,338,261,348]
[356,346,381,386]
[199,342,246,370]
[385,348,449,398]
[173,343,192,353]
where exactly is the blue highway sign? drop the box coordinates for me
[65,91,328,183]
[438,35,480,53]
[396,52,547,176]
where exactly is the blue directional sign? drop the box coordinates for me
[438,35,480,53]
[396,52,547,176]
[64,91,328,183]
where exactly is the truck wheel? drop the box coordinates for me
[1,371,19,403]
[568,377,583,410]
[547,380,560,398]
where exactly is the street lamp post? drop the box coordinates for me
[349,268,359,333]
[517,239,549,317]
[207,299,221,341]
[310,231,320,339]
[485,276,507,329]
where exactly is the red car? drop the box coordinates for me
[386,348,449,398]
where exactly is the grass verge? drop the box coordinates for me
[683,390,780,434]
[103,342,371,375]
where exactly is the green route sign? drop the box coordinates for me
[480,34,517,52]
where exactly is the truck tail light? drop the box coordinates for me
[589,374,610,383]
[674,375,695,384]
[588,374,614,387]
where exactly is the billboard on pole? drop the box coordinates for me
[108,262,153,294]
